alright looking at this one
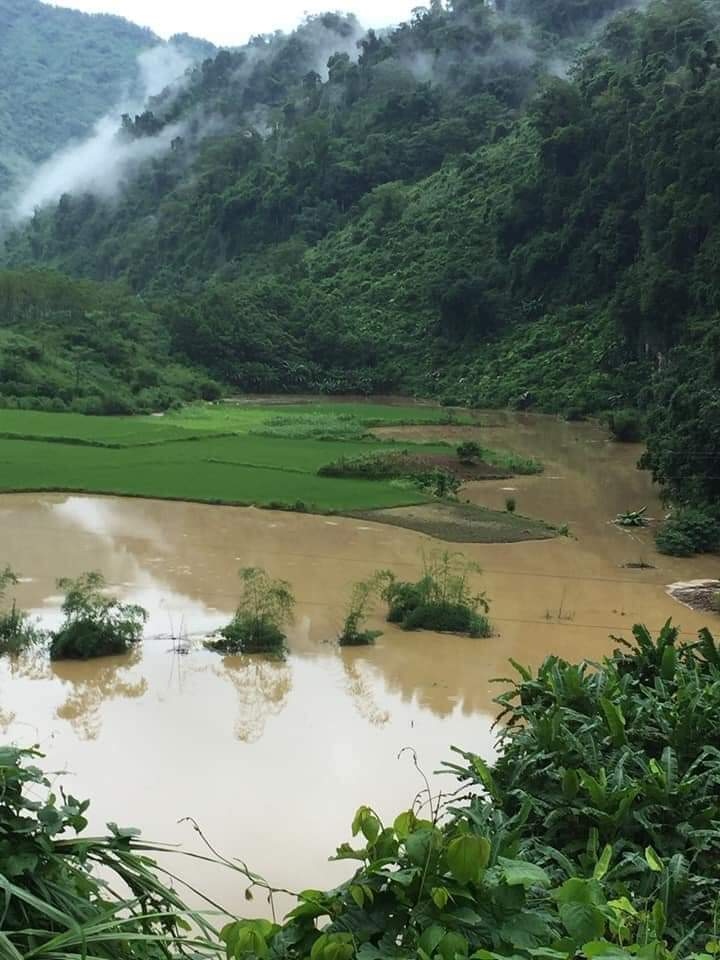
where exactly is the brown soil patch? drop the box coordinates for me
[666,579,720,613]
[352,501,556,543]
[393,452,511,480]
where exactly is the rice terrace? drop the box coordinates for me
[0,400,552,539]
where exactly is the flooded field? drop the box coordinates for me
[1,411,715,916]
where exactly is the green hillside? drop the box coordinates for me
[0,0,161,194]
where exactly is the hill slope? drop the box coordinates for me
[0,0,161,193]
[2,0,720,513]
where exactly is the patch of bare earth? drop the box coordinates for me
[352,502,556,543]
[666,579,720,613]
[391,452,511,480]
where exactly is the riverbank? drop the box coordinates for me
[0,401,554,541]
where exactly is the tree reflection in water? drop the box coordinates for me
[340,652,389,727]
[51,647,148,740]
[0,650,48,733]
[215,655,291,743]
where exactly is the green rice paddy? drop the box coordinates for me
[0,401,466,512]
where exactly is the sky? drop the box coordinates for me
[51,0,419,45]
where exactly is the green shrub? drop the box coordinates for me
[206,567,295,655]
[505,496,517,513]
[338,575,384,647]
[0,565,41,655]
[456,440,482,463]
[0,746,215,958]
[607,407,645,442]
[381,550,491,636]
[414,467,461,499]
[49,572,147,660]
[403,601,491,636]
[219,626,719,960]
[445,621,720,943]
[209,616,287,654]
[656,506,720,556]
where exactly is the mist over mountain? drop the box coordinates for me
[0,0,215,200]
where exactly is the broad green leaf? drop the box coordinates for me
[660,643,677,680]
[432,886,450,910]
[498,857,551,888]
[406,827,441,867]
[593,844,613,880]
[645,846,663,872]
[559,902,606,943]
[419,924,446,956]
[349,884,364,907]
[607,897,637,917]
[499,910,550,948]
[553,877,605,906]
[393,810,416,839]
[651,900,666,937]
[582,940,633,960]
[447,835,491,885]
[438,931,469,960]
[599,698,626,746]
[562,768,579,799]
[352,806,380,843]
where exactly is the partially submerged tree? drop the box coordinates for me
[338,574,385,647]
[50,571,147,660]
[207,566,295,655]
[380,550,491,637]
[0,565,41,655]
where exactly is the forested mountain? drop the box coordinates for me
[0,0,156,193]
[0,0,216,199]
[2,0,720,509]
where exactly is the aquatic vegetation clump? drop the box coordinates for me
[614,505,649,526]
[207,566,295,655]
[0,565,40,655]
[49,571,147,660]
[380,550,491,637]
[655,506,720,557]
[338,575,385,647]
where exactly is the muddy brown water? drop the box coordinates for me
[1,411,716,917]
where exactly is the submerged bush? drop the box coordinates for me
[207,566,295,655]
[655,506,720,556]
[381,550,491,637]
[50,571,147,660]
[0,565,40,655]
[607,407,645,442]
[338,575,384,647]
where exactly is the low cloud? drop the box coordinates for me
[11,44,191,222]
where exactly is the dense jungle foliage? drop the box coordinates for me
[3,0,720,514]
[0,0,157,195]
[2,622,719,957]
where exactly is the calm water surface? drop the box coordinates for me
[1,412,715,914]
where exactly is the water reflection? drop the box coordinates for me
[2,411,719,912]
[52,648,148,740]
[340,652,390,727]
[216,655,292,743]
